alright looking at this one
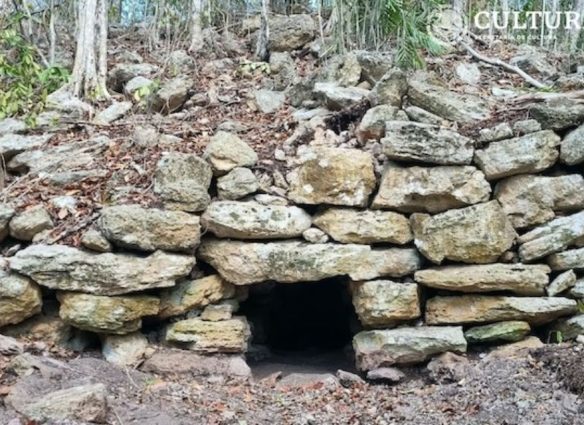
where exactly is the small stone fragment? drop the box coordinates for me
[9,206,54,241]
[547,270,577,296]
[201,304,234,321]
[548,247,584,270]
[464,321,531,344]
[217,167,259,200]
[80,228,112,252]
[478,123,513,142]
[101,332,148,366]
[366,367,405,383]
[302,228,329,243]
[203,131,258,175]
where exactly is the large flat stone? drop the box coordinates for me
[411,201,516,264]
[351,280,420,328]
[58,292,159,334]
[0,133,53,160]
[548,247,584,270]
[313,208,412,244]
[198,239,421,285]
[495,174,584,229]
[426,295,578,325]
[10,244,195,295]
[353,326,467,370]
[202,201,311,239]
[414,264,550,295]
[98,205,201,252]
[530,99,584,130]
[287,148,376,207]
[561,123,584,165]
[474,131,560,180]
[518,211,584,261]
[381,121,474,165]
[313,83,370,110]
[372,165,491,213]
[165,317,251,353]
[464,321,531,344]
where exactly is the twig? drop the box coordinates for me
[510,89,584,105]
[459,40,548,89]
[45,212,100,244]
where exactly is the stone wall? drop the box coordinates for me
[3,63,584,372]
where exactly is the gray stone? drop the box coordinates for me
[455,62,481,85]
[149,77,192,114]
[0,134,52,161]
[165,316,251,353]
[201,304,234,321]
[530,99,584,130]
[354,51,394,84]
[0,334,24,355]
[313,82,370,110]
[353,326,467,370]
[269,52,297,90]
[426,295,578,325]
[548,247,584,270]
[198,239,421,285]
[570,279,584,298]
[495,174,584,229]
[408,73,490,123]
[404,106,444,125]
[381,121,474,165]
[372,165,490,213]
[368,69,407,107]
[0,271,42,327]
[550,315,584,340]
[80,228,112,252]
[511,49,557,79]
[313,208,412,245]
[302,228,329,243]
[7,383,108,424]
[411,201,516,264]
[254,89,286,113]
[351,280,420,328]
[518,211,584,261]
[561,123,584,165]
[464,321,531,344]
[108,62,158,92]
[0,205,15,242]
[366,367,405,383]
[474,130,560,180]
[9,206,53,241]
[0,118,26,135]
[547,270,577,296]
[202,201,311,240]
[478,123,513,142]
[287,147,375,207]
[513,119,541,135]
[10,244,195,295]
[58,292,159,334]
[356,105,401,142]
[167,49,194,75]
[124,76,154,98]
[154,152,212,212]
[217,167,259,200]
[268,14,315,51]
[101,332,148,366]
[415,263,550,295]
[93,101,132,124]
[203,131,258,175]
[98,205,201,252]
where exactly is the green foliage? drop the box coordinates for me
[0,24,69,122]
[384,0,444,69]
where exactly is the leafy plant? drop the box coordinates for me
[0,21,69,122]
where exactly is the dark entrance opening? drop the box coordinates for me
[241,279,359,374]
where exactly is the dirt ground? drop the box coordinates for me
[1,342,583,425]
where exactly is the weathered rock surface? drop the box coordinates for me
[80,228,112,252]
[495,174,584,229]
[166,317,251,353]
[198,239,421,284]
[381,121,474,165]
[411,201,516,264]
[550,314,584,340]
[0,334,24,355]
[159,275,236,319]
[0,205,15,242]
[478,123,513,143]
[464,321,531,344]
[124,76,153,98]
[561,123,584,165]
[58,292,159,334]
[408,75,490,123]
[0,133,52,160]
[0,271,42,327]
[474,130,560,180]
[313,208,412,244]
[149,77,192,114]
[108,62,158,92]
[287,148,375,207]
[154,152,212,212]
[356,105,401,142]
[571,279,584,298]
[203,131,258,175]
[547,270,577,296]
[201,303,234,321]
[302,227,329,243]
[518,211,584,261]
[372,165,491,213]
[217,167,259,200]
[254,89,285,113]
[101,332,149,366]
[351,280,420,327]
[94,101,132,125]
[353,326,467,370]
[321,53,362,87]
[530,99,584,130]
[354,50,393,84]
[368,69,408,107]
[426,296,578,325]
[414,263,550,295]
[548,247,584,270]
[268,14,315,51]
[9,206,54,241]
[7,383,108,424]
[98,205,201,252]
[202,201,311,239]
[313,83,370,110]
[10,244,195,295]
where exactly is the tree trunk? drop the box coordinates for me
[97,0,109,97]
[571,0,584,51]
[256,0,270,61]
[189,0,204,53]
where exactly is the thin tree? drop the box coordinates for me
[189,0,205,52]
[256,0,270,61]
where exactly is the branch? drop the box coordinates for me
[459,41,548,90]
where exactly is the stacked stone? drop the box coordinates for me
[3,68,584,373]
